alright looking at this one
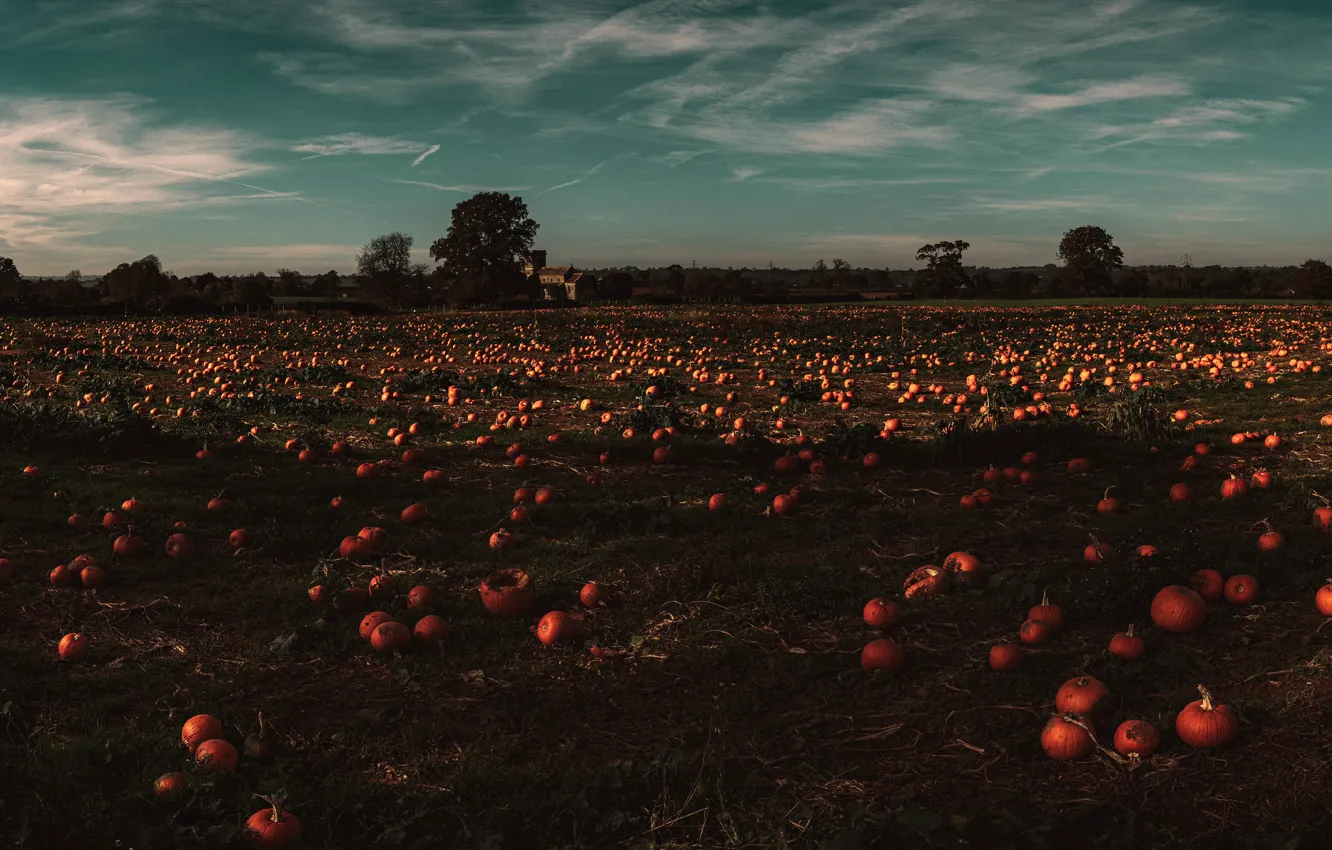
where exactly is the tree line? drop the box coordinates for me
[2,193,1330,314]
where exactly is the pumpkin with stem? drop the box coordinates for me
[1027,591,1064,631]
[243,712,277,761]
[1176,684,1238,749]
[1108,625,1144,661]
[244,796,304,849]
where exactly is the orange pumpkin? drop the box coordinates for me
[1150,585,1206,633]
[1041,715,1093,760]
[1175,685,1238,749]
[479,568,534,616]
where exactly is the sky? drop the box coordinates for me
[1,0,1330,276]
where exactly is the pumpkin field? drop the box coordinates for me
[6,303,1332,849]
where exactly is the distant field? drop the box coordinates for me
[4,304,1332,849]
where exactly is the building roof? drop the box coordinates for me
[567,272,583,283]
[537,265,574,275]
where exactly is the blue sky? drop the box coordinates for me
[1,0,1330,275]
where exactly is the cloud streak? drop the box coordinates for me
[377,177,529,192]
[535,160,607,196]
[409,144,440,166]
[292,132,434,159]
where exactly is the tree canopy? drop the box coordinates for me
[1057,226,1124,294]
[915,240,971,297]
[429,192,539,301]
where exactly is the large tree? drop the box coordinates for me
[0,256,32,308]
[356,232,418,306]
[104,254,170,307]
[429,192,539,302]
[1057,225,1124,294]
[915,240,970,297]
[1293,258,1332,298]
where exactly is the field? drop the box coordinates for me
[4,303,1332,849]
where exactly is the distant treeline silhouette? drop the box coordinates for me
[2,208,1329,315]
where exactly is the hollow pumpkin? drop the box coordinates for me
[903,566,949,599]
[479,568,534,616]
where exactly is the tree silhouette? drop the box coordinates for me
[1057,226,1124,294]
[356,232,417,306]
[1294,259,1332,298]
[915,240,971,297]
[429,192,539,302]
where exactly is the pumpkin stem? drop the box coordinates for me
[1040,590,1050,607]
[1197,684,1214,711]
[1125,624,1135,638]
[255,794,282,822]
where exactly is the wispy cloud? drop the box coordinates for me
[292,132,434,160]
[535,160,607,196]
[755,176,968,192]
[377,177,529,192]
[409,144,440,167]
[728,167,762,182]
[656,149,711,168]
[0,95,302,250]
[973,198,1104,212]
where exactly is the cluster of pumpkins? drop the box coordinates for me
[855,521,1332,761]
[155,714,303,848]
[310,561,602,657]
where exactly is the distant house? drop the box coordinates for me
[524,249,587,301]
